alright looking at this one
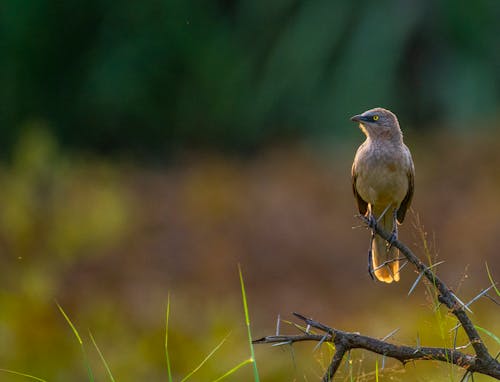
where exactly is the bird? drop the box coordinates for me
[351,107,414,283]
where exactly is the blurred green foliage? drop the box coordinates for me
[1,0,498,156]
[0,127,130,380]
[0,126,129,296]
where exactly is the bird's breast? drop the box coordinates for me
[354,145,409,207]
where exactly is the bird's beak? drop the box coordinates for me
[350,114,364,123]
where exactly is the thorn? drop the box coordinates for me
[306,324,311,334]
[276,314,281,336]
[272,340,292,347]
[449,322,462,334]
[485,293,500,306]
[398,260,409,272]
[289,321,310,334]
[382,355,386,370]
[464,285,495,309]
[454,342,472,350]
[313,333,329,352]
[381,328,400,341]
[408,261,445,296]
[413,332,421,354]
[427,260,446,270]
[450,292,473,314]
[408,272,424,296]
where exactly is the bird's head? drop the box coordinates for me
[351,107,401,141]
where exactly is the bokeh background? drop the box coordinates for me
[1,1,500,381]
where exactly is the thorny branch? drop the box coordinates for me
[253,218,500,381]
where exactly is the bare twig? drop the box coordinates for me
[254,218,500,380]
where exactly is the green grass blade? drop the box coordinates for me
[180,333,231,382]
[475,325,500,345]
[347,351,353,382]
[89,331,116,382]
[485,262,500,297]
[0,368,47,382]
[57,302,83,344]
[211,358,253,382]
[56,302,95,382]
[238,264,260,382]
[165,293,173,382]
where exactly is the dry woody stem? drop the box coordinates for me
[254,218,500,380]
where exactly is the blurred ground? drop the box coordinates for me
[1,127,500,381]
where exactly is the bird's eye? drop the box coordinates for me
[372,115,379,121]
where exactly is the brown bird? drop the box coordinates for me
[351,108,414,283]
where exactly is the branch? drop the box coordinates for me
[254,218,500,380]
[363,216,492,361]
[254,313,500,380]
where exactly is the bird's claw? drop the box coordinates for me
[367,214,377,229]
[388,232,397,246]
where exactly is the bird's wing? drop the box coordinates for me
[351,164,368,216]
[397,164,414,224]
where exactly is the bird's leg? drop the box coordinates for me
[366,205,377,229]
[366,205,376,280]
[368,231,375,281]
[367,214,377,229]
[388,208,398,247]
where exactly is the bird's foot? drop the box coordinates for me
[388,231,398,247]
[388,209,399,247]
[366,214,377,229]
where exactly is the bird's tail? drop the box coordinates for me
[372,209,400,283]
